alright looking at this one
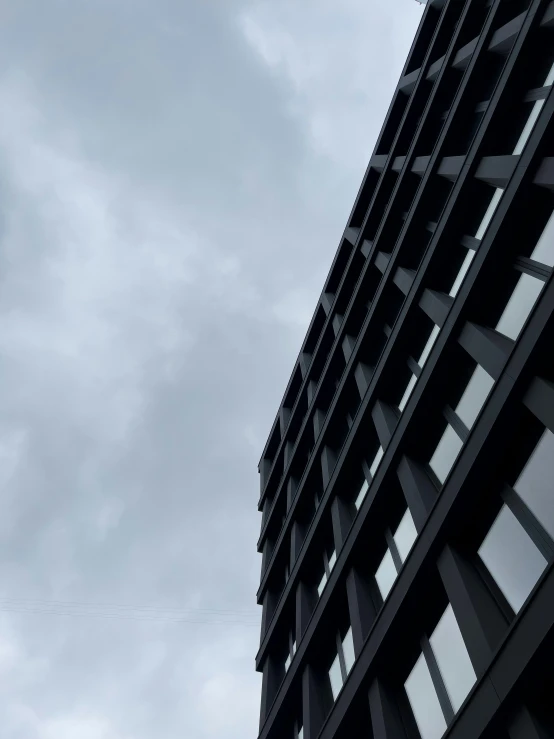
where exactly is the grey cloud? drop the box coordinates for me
[0,1,422,737]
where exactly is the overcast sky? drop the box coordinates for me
[0,2,422,737]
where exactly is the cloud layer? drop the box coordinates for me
[0,1,422,737]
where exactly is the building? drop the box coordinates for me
[255,1,554,738]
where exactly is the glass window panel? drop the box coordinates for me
[449,249,475,298]
[292,640,296,655]
[514,429,554,541]
[513,100,545,156]
[405,653,448,739]
[285,654,291,672]
[418,325,440,367]
[544,60,554,87]
[298,727,304,739]
[317,571,327,597]
[393,508,418,563]
[354,479,369,510]
[399,373,418,412]
[329,653,343,701]
[478,504,547,613]
[455,364,495,430]
[430,604,476,712]
[370,446,384,477]
[342,627,355,675]
[496,272,544,340]
[375,549,397,601]
[429,424,464,484]
[530,210,554,267]
[475,188,503,240]
[328,549,337,572]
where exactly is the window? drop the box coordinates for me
[454,364,495,430]
[514,428,554,540]
[513,60,554,155]
[496,210,554,340]
[429,605,476,712]
[369,446,384,477]
[296,725,304,739]
[376,549,397,600]
[405,653,447,739]
[354,478,369,510]
[478,504,547,613]
[328,626,356,701]
[375,507,418,601]
[393,508,418,561]
[449,188,503,299]
[398,373,418,412]
[284,631,297,673]
[317,547,337,596]
[429,362,494,485]
[478,428,554,614]
[419,324,441,367]
[429,424,464,484]
[405,604,476,739]
[398,323,441,414]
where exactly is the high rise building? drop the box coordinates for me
[255,2,554,738]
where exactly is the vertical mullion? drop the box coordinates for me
[336,632,348,685]
[421,635,455,725]
[385,529,403,572]
[502,484,554,560]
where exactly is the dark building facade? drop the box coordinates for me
[255,1,554,738]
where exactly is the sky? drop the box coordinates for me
[0,1,422,737]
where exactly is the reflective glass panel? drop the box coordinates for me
[530,210,554,267]
[298,727,304,739]
[317,571,327,597]
[544,60,554,87]
[513,100,545,156]
[393,508,418,563]
[376,549,397,600]
[430,604,476,712]
[399,374,417,412]
[455,364,495,430]
[514,429,554,541]
[478,504,547,613]
[354,479,369,510]
[449,249,475,298]
[285,654,291,672]
[429,424,464,484]
[418,325,440,367]
[370,446,384,477]
[496,272,544,340]
[405,653,448,739]
[475,188,503,240]
[342,627,355,674]
[329,653,343,700]
[328,549,337,572]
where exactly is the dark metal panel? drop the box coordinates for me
[457,322,514,379]
[331,497,354,552]
[475,155,519,188]
[393,267,417,296]
[372,400,400,448]
[346,568,377,657]
[419,289,453,326]
[437,545,509,676]
[368,678,411,739]
[437,155,466,181]
[452,36,478,70]
[488,11,527,55]
[523,376,554,433]
[533,157,554,190]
